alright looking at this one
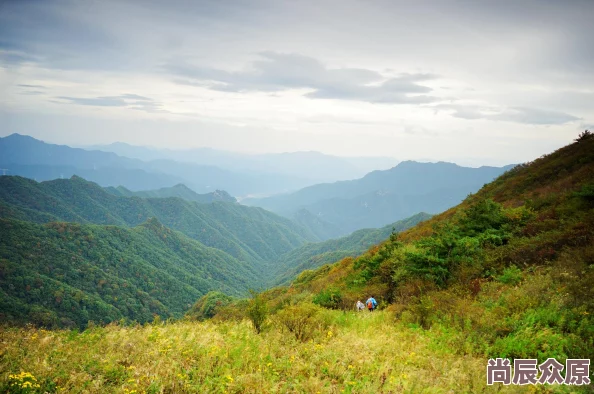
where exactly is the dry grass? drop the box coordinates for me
[0,311,575,393]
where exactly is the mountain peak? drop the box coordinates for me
[2,133,43,143]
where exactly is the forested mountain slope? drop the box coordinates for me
[286,133,594,304]
[0,217,259,328]
[0,176,317,264]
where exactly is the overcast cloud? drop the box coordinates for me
[0,0,592,166]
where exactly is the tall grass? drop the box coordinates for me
[0,310,568,393]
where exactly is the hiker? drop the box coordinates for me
[355,300,365,311]
[365,296,377,312]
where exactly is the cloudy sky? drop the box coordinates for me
[1,0,592,166]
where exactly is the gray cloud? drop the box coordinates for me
[1,0,593,163]
[167,52,439,104]
[57,96,128,107]
[0,50,39,65]
[19,91,45,96]
[491,107,581,125]
[18,84,46,89]
[436,104,580,125]
[56,94,165,113]
[119,94,153,101]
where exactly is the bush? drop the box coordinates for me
[496,265,522,285]
[411,295,435,329]
[246,291,268,334]
[574,129,592,142]
[573,183,594,201]
[489,327,572,361]
[275,303,328,341]
[458,199,507,237]
[312,287,342,309]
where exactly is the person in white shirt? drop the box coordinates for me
[355,300,365,311]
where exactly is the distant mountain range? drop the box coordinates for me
[90,142,399,183]
[0,134,318,196]
[244,161,516,236]
[0,134,515,238]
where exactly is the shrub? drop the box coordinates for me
[489,327,572,361]
[312,287,342,309]
[246,290,268,334]
[275,303,328,341]
[574,129,592,142]
[412,295,435,329]
[496,265,522,285]
[458,199,507,237]
[573,183,594,201]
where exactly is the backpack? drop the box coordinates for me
[367,301,373,309]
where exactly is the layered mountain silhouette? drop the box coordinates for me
[91,142,399,183]
[245,161,515,236]
[0,134,314,196]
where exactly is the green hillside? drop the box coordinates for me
[211,132,594,364]
[272,212,432,285]
[105,184,237,203]
[0,217,259,328]
[0,175,317,265]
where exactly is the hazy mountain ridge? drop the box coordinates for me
[245,160,515,236]
[91,141,399,182]
[0,134,319,196]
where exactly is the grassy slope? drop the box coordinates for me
[1,313,530,394]
[275,134,594,362]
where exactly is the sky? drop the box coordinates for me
[0,0,593,166]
